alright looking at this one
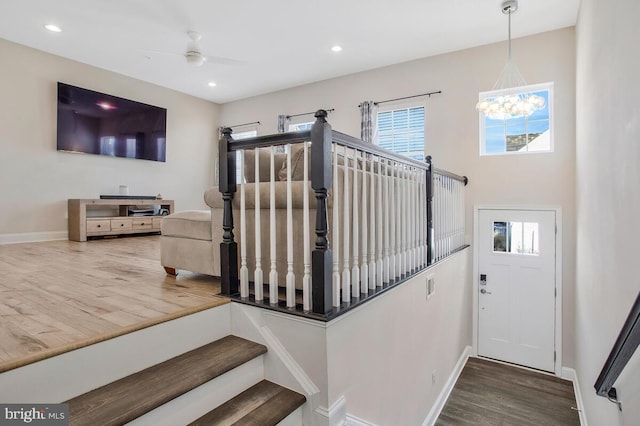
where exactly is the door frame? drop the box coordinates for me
[472,205,563,376]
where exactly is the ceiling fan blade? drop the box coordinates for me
[203,55,246,66]
[137,48,183,58]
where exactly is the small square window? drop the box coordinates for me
[479,82,553,156]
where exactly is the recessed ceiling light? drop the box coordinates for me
[208,81,217,87]
[331,45,343,52]
[44,24,62,33]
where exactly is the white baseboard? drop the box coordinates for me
[0,231,68,245]
[561,367,588,426]
[422,345,473,426]
[315,395,347,426]
[345,413,378,426]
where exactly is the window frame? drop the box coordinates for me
[375,100,426,161]
[478,82,554,157]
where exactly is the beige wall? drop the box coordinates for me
[0,38,220,241]
[221,27,577,367]
[575,0,640,424]
[326,248,471,425]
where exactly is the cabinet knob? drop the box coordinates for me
[120,223,124,227]
[97,224,101,228]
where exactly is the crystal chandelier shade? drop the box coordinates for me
[476,0,545,120]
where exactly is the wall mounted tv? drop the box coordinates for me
[57,82,167,162]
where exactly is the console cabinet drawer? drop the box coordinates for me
[111,218,132,231]
[132,217,153,230]
[152,217,163,230]
[86,219,111,233]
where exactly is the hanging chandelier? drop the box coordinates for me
[476,0,545,120]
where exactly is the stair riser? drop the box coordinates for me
[0,305,231,403]
[129,356,264,426]
[276,406,303,426]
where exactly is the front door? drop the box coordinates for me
[477,209,556,372]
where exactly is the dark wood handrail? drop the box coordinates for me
[218,109,466,320]
[594,290,640,402]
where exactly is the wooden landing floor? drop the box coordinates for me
[436,357,580,426]
[0,235,225,373]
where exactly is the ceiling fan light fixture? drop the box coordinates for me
[185,51,206,66]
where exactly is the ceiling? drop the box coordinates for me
[0,0,580,104]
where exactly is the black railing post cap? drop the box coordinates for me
[315,109,328,121]
[221,127,233,136]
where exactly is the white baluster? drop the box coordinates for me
[269,147,278,304]
[376,158,384,287]
[389,161,397,280]
[342,146,351,302]
[302,142,311,311]
[239,150,249,298]
[360,153,368,293]
[351,149,360,296]
[332,145,341,307]
[398,166,408,276]
[286,144,295,308]
[383,159,390,283]
[369,155,376,290]
[408,168,414,273]
[254,148,263,301]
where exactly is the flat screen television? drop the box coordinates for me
[56,82,167,162]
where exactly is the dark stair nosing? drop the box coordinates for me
[189,380,306,426]
[65,335,267,426]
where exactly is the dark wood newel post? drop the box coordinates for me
[425,155,434,265]
[219,127,239,296]
[311,110,333,315]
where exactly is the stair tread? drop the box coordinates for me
[66,335,267,426]
[189,380,306,426]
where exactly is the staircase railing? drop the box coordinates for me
[594,290,640,404]
[218,109,467,320]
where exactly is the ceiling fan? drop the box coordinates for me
[144,31,243,67]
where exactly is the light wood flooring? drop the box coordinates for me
[436,357,581,426]
[0,235,225,372]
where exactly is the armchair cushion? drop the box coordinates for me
[161,210,212,241]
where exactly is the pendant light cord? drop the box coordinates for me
[508,9,512,61]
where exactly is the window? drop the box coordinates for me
[376,106,425,161]
[232,130,257,183]
[288,121,313,132]
[493,221,539,255]
[479,82,553,156]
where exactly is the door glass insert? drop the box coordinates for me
[493,221,539,255]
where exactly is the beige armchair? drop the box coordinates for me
[160,146,321,286]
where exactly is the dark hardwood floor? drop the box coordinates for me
[436,357,580,426]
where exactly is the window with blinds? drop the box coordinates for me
[233,129,257,182]
[376,106,425,161]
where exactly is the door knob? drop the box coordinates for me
[480,288,492,294]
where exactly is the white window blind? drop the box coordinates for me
[377,106,425,161]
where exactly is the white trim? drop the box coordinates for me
[472,205,563,376]
[346,413,379,426]
[0,231,68,245]
[422,345,473,426]
[236,305,320,396]
[561,367,589,426]
[315,395,347,426]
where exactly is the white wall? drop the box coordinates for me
[230,249,471,426]
[326,248,471,425]
[575,0,640,424]
[221,28,576,367]
[0,38,220,241]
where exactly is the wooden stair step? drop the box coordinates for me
[66,335,267,426]
[189,380,306,426]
